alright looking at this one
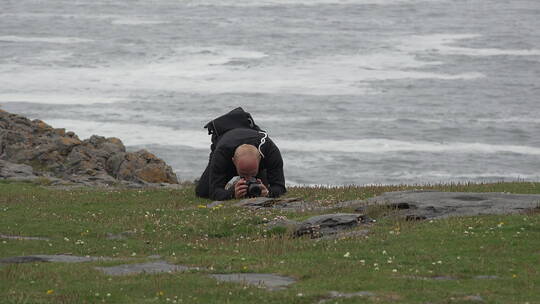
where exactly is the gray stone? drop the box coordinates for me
[401,275,457,281]
[319,229,370,240]
[474,275,499,280]
[265,218,301,230]
[0,234,50,241]
[0,160,39,180]
[106,231,136,240]
[462,295,484,302]
[0,254,113,264]
[207,201,225,208]
[234,197,301,208]
[95,261,193,276]
[319,291,376,303]
[234,197,333,212]
[362,190,540,219]
[0,110,178,186]
[295,213,372,238]
[209,273,296,291]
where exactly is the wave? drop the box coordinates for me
[0,94,122,105]
[277,138,540,155]
[34,119,540,156]
[0,44,483,99]
[0,35,93,44]
[185,0,444,7]
[397,34,540,57]
[111,18,169,25]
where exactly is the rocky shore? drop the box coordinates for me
[0,109,179,188]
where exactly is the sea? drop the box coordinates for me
[1,0,539,186]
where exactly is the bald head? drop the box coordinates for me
[232,144,261,178]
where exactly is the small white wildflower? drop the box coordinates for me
[343,252,350,258]
[392,269,397,273]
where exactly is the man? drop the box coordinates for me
[195,113,286,201]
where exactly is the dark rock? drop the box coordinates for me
[207,201,225,208]
[106,231,136,240]
[0,254,113,264]
[0,160,39,181]
[462,295,484,302]
[319,291,376,303]
[363,191,540,219]
[209,273,296,291]
[0,110,178,186]
[0,234,50,241]
[234,197,301,208]
[0,256,48,264]
[401,275,457,281]
[295,213,372,238]
[474,275,499,280]
[95,261,193,276]
[264,217,301,230]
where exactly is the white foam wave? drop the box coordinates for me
[185,0,443,7]
[0,35,93,44]
[33,119,540,156]
[277,138,540,155]
[43,120,209,148]
[397,34,540,57]
[0,94,122,105]
[111,18,169,25]
[0,44,483,99]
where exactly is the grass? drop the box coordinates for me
[0,180,539,303]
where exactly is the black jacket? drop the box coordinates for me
[208,128,286,200]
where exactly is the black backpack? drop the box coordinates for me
[204,107,263,151]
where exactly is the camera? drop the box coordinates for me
[244,177,262,197]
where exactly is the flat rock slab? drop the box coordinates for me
[106,231,136,240]
[0,234,50,241]
[362,191,540,219]
[95,261,193,276]
[210,273,296,291]
[234,197,302,208]
[295,213,373,238]
[0,254,113,264]
[319,291,376,303]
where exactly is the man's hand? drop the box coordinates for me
[234,178,248,199]
[257,178,269,197]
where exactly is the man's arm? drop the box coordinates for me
[209,151,235,200]
[263,140,286,198]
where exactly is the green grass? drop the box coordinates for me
[1,181,539,303]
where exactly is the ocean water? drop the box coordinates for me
[1,0,539,185]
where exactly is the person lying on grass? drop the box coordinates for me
[195,130,286,201]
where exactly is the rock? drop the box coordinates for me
[0,110,179,186]
[318,291,376,303]
[95,261,193,276]
[401,275,457,281]
[295,213,373,238]
[362,191,540,219]
[265,217,301,230]
[462,295,484,302]
[207,201,225,208]
[110,150,178,184]
[234,197,328,212]
[0,234,50,241]
[473,275,499,280]
[0,160,39,180]
[106,231,136,240]
[209,273,296,291]
[0,254,113,264]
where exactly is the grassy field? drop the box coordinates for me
[1,181,539,303]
